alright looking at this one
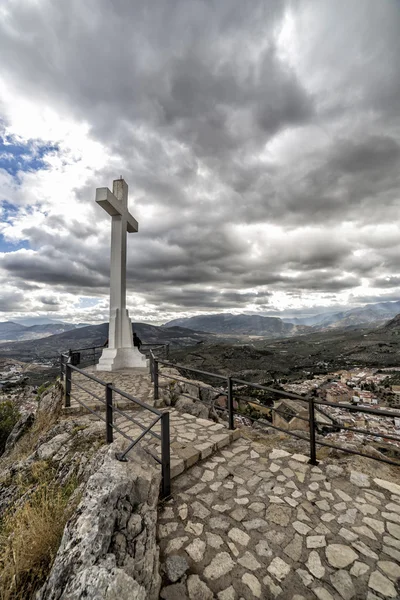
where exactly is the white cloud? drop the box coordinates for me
[0,0,399,324]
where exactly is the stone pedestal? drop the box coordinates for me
[97,308,146,371]
[97,347,146,371]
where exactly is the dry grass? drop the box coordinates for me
[0,469,78,600]
[6,410,59,465]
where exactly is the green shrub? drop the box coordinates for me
[0,401,20,454]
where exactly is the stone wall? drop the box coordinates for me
[37,442,162,600]
[159,366,224,420]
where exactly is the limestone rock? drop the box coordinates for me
[350,471,370,488]
[238,551,261,571]
[326,544,358,568]
[37,443,161,600]
[165,556,189,583]
[255,540,272,558]
[204,552,234,580]
[3,411,34,455]
[175,397,209,419]
[284,534,303,562]
[263,575,282,598]
[267,557,291,581]
[242,573,261,598]
[374,478,400,497]
[228,527,250,546]
[377,560,400,580]
[350,561,369,577]
[160,582,189,600]
[368,571,397,598]
[217,586,235,600]
[52,564,147,600]
[331,570,356,600]
[306,551,325,579]
[187,575,213,600]
[185,539,206,562]
[313,588,335,600]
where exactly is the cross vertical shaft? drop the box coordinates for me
[95,177,146,371]
[109,179,127,347]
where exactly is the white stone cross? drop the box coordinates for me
[95,177,146,371]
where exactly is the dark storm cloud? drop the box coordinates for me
[0,0,400,316]
[149,288,268,310]
[40,296,60,306]
[372,276,400,290]
[2,252,108,288]
[0,290,25,312]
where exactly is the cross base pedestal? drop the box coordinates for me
[97,347,147,371]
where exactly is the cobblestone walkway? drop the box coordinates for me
[115,409,239,478]
[158,438,400,600]
[68,367,154,411]
[69,367,238,477]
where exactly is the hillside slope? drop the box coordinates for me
[164,313,303,337]
[284,300,400,329]
[0,322,208,361]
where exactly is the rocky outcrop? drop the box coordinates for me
[3,410,35,456]
[37,442,161,600]
[1,381,163,600]
[159,367,224,422]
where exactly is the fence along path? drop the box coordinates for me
[64,363,239,489]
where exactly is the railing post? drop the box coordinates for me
[154,359,159,400]
[308,397,318,465]
[161,412,171,499]
[65,362,71,408]
[150,353,154,383]
[227,376,234,430]
[106,383,113,443]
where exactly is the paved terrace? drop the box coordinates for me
[67,366,239,478]
[67,366,400,599]
[158,439,400,600]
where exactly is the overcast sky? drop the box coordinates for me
[0,0,399,324]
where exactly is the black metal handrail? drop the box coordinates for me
[60,351,171,498]
[150,352,400,468]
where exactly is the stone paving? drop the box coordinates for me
[114,409,239,478]
[69,367,238,478]
[66,366,400,599]
[67,366,154,412]
[158,438,400,600]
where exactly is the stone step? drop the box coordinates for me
[114,409,242,479]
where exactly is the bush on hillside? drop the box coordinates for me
[0,400,20,455]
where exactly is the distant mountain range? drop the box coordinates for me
[282,300,400,329]
[0,321,86,342]
[381,312,400,333]
[164,313,306,337]
[165,301,400,335]
[0,322,208,362]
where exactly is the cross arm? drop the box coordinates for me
[96,187,138,232]
[126,213,139,233]
[96,187,122,217]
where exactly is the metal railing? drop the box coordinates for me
[141,343,170,360]
[61,351,171,498]
[151,353,400,468]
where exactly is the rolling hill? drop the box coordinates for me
[0,322,209,362]
[164,313,305,337]
[0,321,78,342]
[283,300,400,329]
